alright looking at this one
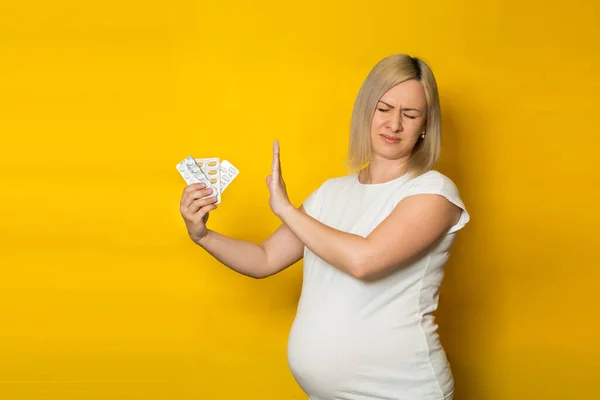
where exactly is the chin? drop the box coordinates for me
[372,147,403,160]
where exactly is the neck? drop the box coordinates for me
[359,156,410,184]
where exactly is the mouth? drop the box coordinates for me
[380,134,400,144]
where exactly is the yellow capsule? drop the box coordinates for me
[208,161,217,167]
[208,170,217,175]
[210,179,217,184]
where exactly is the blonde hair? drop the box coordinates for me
[345,54,442,177]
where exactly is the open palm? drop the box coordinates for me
[266,140,292,218]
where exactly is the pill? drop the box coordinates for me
[195,157,221,196]
[219,160,239,193]
[179,157,239,204]
[176,156,219,203]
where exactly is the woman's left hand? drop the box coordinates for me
[266,140,293,218]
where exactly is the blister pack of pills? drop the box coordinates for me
[220,160,239,193]
[176,156,211,186]
[176,156,220,203]
[195,157,221,197]
[176,156,239,204]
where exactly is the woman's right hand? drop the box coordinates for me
[180,183,219,244]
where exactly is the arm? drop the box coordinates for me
[266,140,462,281]
[278,195,461,280]
[180,181,305,279]
[197,207,307,279]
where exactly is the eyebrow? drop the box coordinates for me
[378,100,421,112]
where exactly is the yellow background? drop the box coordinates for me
[1,0,599,399]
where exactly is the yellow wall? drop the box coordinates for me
[1,1,598,399]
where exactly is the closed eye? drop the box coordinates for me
[377,108,418,119]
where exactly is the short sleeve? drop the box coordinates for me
[404,172,470,234]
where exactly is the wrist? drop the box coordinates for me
[278,203,297,222]
[194,229,212,247]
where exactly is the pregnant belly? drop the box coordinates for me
[286,313,449,400]
[287,315,361,399]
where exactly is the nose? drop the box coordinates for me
[388,112,403,133]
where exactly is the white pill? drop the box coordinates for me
[184,171,190,179]
[228,167,236,174]
[223,175,230,182]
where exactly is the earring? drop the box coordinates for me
[420,132,425,139]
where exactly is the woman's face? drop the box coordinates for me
[369,79,428,162]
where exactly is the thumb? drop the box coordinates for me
[266,175,272,188]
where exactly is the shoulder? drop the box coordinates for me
[309,173,355,194]
[402,170,470,234]
[301,173,355,216]
[404,170,462,199]
[321,173,355,190]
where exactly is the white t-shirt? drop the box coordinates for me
[287,170,470,400]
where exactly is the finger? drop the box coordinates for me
[272,140,280,180]
[188,195,218,213]
[278,142,283,179]
[183,182,206,195]
[182,187,215,209]
[187,192,217,212]
[188,198,216,216]
[181,182,206,206]
[194,204,217,224]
